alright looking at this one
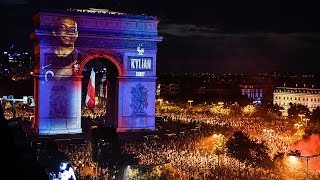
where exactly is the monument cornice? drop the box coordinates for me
[34,30,162,42]
[41,8,158,21]
[35,9,160,35]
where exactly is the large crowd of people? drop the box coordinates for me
[122,118,276,179]
[2,103,320,179]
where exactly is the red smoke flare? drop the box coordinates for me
[291,134,320,173]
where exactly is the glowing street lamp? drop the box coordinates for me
[287,155,300,167]
[298,114,305,121]
[213,133,222,138]
[188,100,193,107]
[279,109,285,117]
[289,150,320,180]
[157,98,163,105]
[294,123,303,129]
[303,118,310,127]
[218,102,224,106]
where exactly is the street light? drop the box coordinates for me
[303,118,310,127]
[188,100,193,107]
[289,149,320,180]
[157,98,163,105]
[218,102,224,106]
[294,123,303,129]
[279,109,285,117]
[298,114,305,121]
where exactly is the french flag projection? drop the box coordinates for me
[85,68,95,112]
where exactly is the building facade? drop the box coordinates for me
[240,84,263,105]
[273,87,320,116]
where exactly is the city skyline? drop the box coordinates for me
[1,1,320,73]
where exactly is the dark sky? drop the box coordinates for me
[1,0,320,73]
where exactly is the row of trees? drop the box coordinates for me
[157,101,320,130]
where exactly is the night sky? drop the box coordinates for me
[1,0,320,73]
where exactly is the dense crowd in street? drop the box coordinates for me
[122,117,277,179]
[3,103,320,179]
[3,106,107,121]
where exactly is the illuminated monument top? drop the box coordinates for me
[31,8,162,135]
[67,8,156,19]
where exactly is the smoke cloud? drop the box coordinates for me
[292,134,320,173]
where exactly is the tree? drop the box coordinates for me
[311,106,320,124]
[226,131,253,165]
[305,107,320,135]
[236,95,252,107]
[268,104,284,117]
[229,104,242,119]
[226,131,273,169]
[287,103,310,119]
[249,141,273,169]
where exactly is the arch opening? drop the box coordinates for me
[81,57,119,134]
[79,53,123,77]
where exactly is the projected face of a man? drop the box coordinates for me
[55,17,78,46]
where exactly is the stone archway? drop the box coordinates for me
[31,9,162,135]
[79,52,123,77]
[79,52,121,129]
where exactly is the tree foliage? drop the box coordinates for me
[311,106,320,124]
[226,131,273,168]
[236,95,252,107]
[229,104,242,118]
[287,103,310,119]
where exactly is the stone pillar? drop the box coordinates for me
[117,77,156,132]
[36,75,82,135]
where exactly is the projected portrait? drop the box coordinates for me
[43,16,83,79]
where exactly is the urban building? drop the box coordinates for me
[0,45,33,79]
[273,86,320,116]
[239,84,263,105]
